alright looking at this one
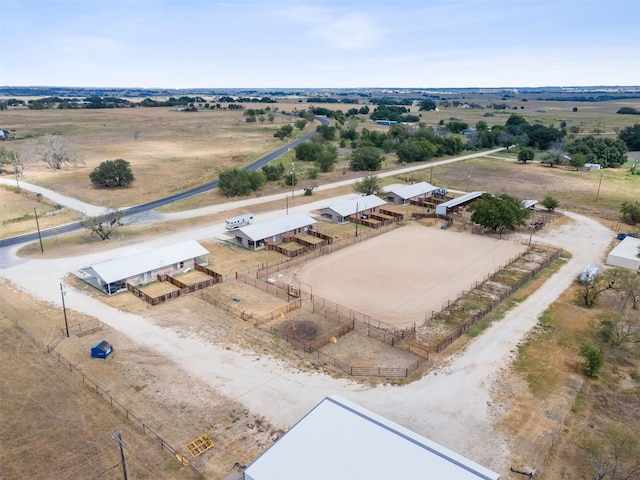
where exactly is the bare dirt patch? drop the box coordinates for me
[285,223,527,328]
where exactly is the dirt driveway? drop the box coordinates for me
[0,208,613,475]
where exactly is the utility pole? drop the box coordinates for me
[112,431,129,480]
[34,208,44,253]
[290,161,295,198]
[595,171,604,202]
[60,282,69,338]
[355,202,359,237]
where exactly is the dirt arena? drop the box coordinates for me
[289,224,527,328]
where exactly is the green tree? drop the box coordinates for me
[218,168,265,197]
[353,175,383,196]
[349,146,383,171]
[467,193,531,237]
[295,142,321,162]
[316,124,337,141]
[620,201,640,224]
[418,99,437,111]
[274,124,294,140]
[315,144,338,173]
[569,152,587,170]
[446,121,468,134]
[541,195,560,211]
[261,163,285,181]
[618,123,640,150]
[396,138,437,163]
[568,136,628,168]
[294,119,307,130]
[89,159,135,187]
[517,147,535,163]
[578,343,604,378]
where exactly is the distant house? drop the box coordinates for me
[244,395,501,480]
[319,195,387,223]
[385,182,440,205]
[232,213,316,250]
[79,239,209,294]
[376,120,397,126]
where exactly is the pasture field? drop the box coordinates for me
[1,95,639,479]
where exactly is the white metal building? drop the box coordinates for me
[244,395,501,480]
[606,236,640,272]
[79,239,209,294]
[319,195,387,223]
[233,212,316,249]
[385,181,440,205]
[435,191,485,216]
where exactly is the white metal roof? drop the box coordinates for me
[87,239,209,284]
[236,212,316,241]
[436,191,485,215]
[606,236,640,271]
[386,181,439,200]
[244,395,501,480]
[321,195,387,217]
[521,199,538,209]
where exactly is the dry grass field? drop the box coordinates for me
[1,96,639,479]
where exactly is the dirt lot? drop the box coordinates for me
[283,224,526,328]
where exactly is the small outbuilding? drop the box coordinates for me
[606,236,640,272]
[244,395,500,480]
[319,195,387,223]
[91,340,113,359]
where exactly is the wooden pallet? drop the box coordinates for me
[186,434,214,457]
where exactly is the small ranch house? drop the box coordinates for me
[79,239,209,294]
[385,181,440,205]
[319,195,387,223]
[244,395,500,480]
[233,212,316,250]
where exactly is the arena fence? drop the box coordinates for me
[429,243,563,353]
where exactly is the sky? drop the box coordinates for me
[1,0,639,89]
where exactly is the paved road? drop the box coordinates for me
[0,116,330,249]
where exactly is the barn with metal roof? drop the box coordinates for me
[244,395,500,480]
[435,191,485,216]
[385,181,441,205]
[319,195,387,223]
[232,212,316,249]
[606,236,640,272]
[79,239,209,294]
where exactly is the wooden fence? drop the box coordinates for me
[46,350,208,479]
[127,267,224,306]
[2,315,209,479]
[432,245,563,352]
